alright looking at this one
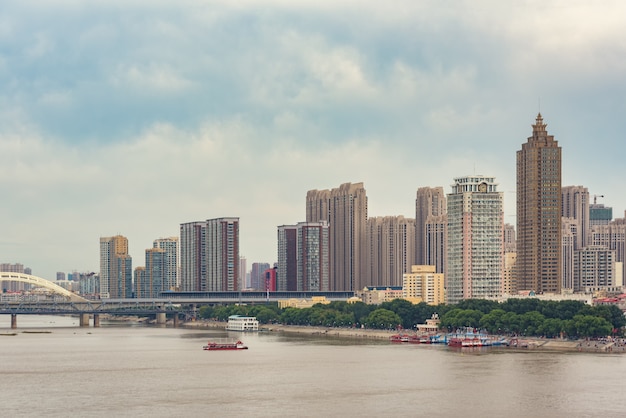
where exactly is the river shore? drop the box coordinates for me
[181,319,625,353]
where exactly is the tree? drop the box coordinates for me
[363,309,402,329]
[479,309,506,334]
[573,315,613,338]
[380,299,417,329]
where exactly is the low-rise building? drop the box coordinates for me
[278,296,331,309]
[355,287,403,305]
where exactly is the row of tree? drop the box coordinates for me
[197,298,626,339]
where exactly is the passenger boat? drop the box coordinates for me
[390,333,418,343]
[203,339,248,350]
[390,333,438,344]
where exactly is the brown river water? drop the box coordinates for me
[1,315,625,418]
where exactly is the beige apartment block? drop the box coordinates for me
[402,265,445,305]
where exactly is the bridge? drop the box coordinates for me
[0,272,356,328]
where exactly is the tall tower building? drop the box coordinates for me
[180,221,206,291]
[143,247,166,298]
[425,214,447,274]
[516,113,562,294]
[590,216,626,285]
[99,235,132,299]
[180,218,240,292]
[415,187,446,266]
[446,175,503,303]
[205,217,240,292]
[277,225,298,291]
[278,222,330,291]
[296,221,330,291]
[306,182,367,291]
[239,256,248,288]
[365,216,415,288]
[503,224,517,294]
[562,185,589,250]
[153,237,178,291]
[562,218,577,290]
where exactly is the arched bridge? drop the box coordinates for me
[0,272,88,302]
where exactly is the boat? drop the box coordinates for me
[390,333,418,343]
[203,339,248,350]
[390,333,437,344]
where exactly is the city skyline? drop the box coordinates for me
[2,2,626,281]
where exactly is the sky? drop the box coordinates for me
[1,0,625,281]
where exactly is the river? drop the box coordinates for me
[1,315,625,417]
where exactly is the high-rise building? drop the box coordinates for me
[134,267,146,298]
[589,216,626,285]
[251,262,270,290]
[99,235,132,298]
[153,237,178,292]
[425,214,447,274]
[277,225,298,291]
[264,266,277,292]
[562,218,577,290]
[365,216,415,288]
[278,222,330,291]
[306,182,367,291]
[296,221,330,291]
[503,224,517,294]
[590,204,613,226]
[206,217,240,292]
[562,185,589,250]
[138,247,166,298]
[446,175,503,303]
[402,265,445,305]
[415,187,446,266]
[239,256,248,288]
[516,113,562,294]
[0,263,31,292]
[180,221,206,291]
[179,218,240,292]
[573,246,616,293]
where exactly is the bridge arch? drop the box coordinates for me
[0,272,88,303]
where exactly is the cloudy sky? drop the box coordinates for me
[1,0,625,281]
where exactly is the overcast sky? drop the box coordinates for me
[1,1,625,281]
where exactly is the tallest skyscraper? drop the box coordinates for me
[516,113,562,294]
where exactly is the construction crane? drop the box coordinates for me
[593,195,604,205]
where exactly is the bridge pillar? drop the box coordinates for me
[173,314,180,327]
[79,313,90,327]
[156,312,166,325]
[11,314,17,329]
[93,314,100,328]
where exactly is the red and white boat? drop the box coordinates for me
[203,339,248,350]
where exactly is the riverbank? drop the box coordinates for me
[181,320,624,353]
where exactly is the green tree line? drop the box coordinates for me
[197,298,625,339]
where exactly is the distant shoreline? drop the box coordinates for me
[181,320,625,354]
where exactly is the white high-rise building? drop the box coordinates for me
[446,175,503,304]
[206,217,240,292]
[153,237,178,291]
